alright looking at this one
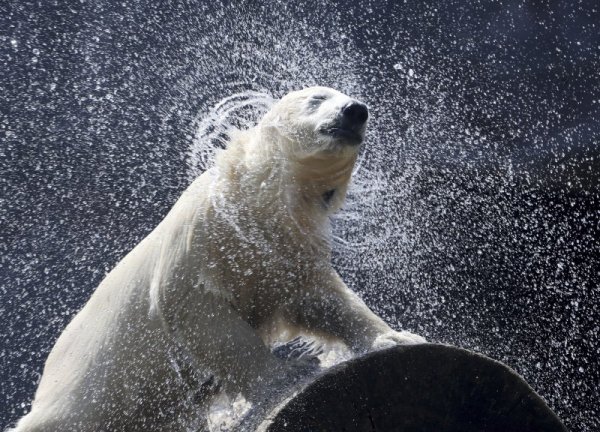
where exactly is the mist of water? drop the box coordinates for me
[2,1,598,431]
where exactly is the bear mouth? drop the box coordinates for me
[321,127,363,144]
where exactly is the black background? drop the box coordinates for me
[1,1,599,430]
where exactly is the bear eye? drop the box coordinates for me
[307,95,328,112]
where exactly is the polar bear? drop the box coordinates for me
[11,87,425,432]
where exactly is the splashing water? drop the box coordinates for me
[2,1,599,431]
[187,90,405,255]
[188,91,274,177]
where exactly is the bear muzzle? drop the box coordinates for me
[320,102,368,145]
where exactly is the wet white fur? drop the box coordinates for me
[11,87,424,432]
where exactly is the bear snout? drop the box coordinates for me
[319,102,368,144]
[342,102,369,126]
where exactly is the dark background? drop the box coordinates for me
[1,0,598,430]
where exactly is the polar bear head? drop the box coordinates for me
[259,86,369,158]
[256,87,368,215]
[217,87,368,234]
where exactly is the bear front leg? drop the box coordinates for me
[158,288,300,402]
[294,270,426,353]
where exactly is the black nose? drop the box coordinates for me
[342,103,369,125]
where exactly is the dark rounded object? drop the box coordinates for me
[260,344,567,432]
[342,102,369,125]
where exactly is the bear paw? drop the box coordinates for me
[272,336,323,366]
[371,330,427,351]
